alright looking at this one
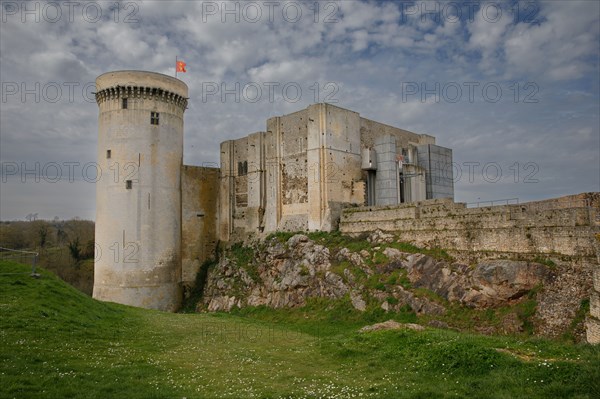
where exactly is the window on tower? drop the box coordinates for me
[126,180,132,189]
[106,149,111,159]
[237,161,248,176]
[151,112,159,125]
[122,98,128,109]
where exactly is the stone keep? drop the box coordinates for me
[93,71,188,311]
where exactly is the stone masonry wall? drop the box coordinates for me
[340,192,600,343]
[587,235,600,344]
[340,194,599,257]
[182,166,219,291]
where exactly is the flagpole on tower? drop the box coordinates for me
[175,58,186,77]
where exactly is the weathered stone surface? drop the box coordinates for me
[340,193,600,342]
[337,247,365,267]
[367,229,394,244]
[500,312,523,334]
[94,71,188,312]
[201,234,345,311]
[428,320,449,329]
[350,291,367,311]
[470,260,553,306]
[198,233,590,341]
[207,295,238,312]
[359,320,425,333]
[383,247,407,261]
[405,257,553,308]
[536,260,593,338]
[341,193,600,258]
[343,268,355,284]
[586,317,600,344]
[590,292,600,319]
[590,259,600,344]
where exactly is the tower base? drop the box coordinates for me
[93,284,182,312]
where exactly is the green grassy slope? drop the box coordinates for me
[1,260,599,399]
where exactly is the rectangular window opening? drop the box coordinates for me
[122,98,128,109]
[151,111,160,125]
[237,161,248,176]
[106,149,111,159]
[126,180,132,189]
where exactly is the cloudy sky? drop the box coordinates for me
[1,0,598,220]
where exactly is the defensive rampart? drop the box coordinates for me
[341,193,599,257]
[340,193,600,344]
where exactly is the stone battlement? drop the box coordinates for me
[340,193,599,258]
[341,193,600,344]
[95,70,188,109]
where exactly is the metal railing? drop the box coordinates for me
[0,247,40,277]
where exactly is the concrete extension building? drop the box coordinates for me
[219,103,454,241]
[92,70,453,311]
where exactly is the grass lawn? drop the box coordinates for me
[1,260,599,398]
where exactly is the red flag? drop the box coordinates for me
[176,60,187,73]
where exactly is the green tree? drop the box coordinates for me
[68,237,82,267]
[38,224,49,249]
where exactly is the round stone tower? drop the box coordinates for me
[93,71,188,311]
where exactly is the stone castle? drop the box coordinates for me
[92,71,599,344]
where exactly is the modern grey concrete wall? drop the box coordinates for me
[216,103,453,240]
[417,144,454,200]
[374,135,399,206]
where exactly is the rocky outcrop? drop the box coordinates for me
[359,320,425,333]
[404,255,554,308]
[535,260,593,337]
[201,234,444,315]
[202,235,348,311]
[199,232,583,339]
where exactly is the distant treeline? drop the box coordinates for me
[0,219,94,255]
[0,219,95,295]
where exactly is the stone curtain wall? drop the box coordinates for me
[181,166,219,290]
[587,235,600,344]
[340,194,599,258]
[340,192,600,343]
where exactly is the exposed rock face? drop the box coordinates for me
[203,235,348,311]
[350,291,366,311]
[535,260,593,337]
[199,232,583,339]
[404,255,554,308]
[367,230,394,244]
[359,320,425,333]
[470,261,552,305]
[201,234,443,315]
[338,248,366,268]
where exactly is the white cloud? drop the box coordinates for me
[0,0,598,219]
[503,1,599,81]
[467,2,512,75]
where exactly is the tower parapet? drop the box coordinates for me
[95,83,188,109]
[93,71,188,311]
